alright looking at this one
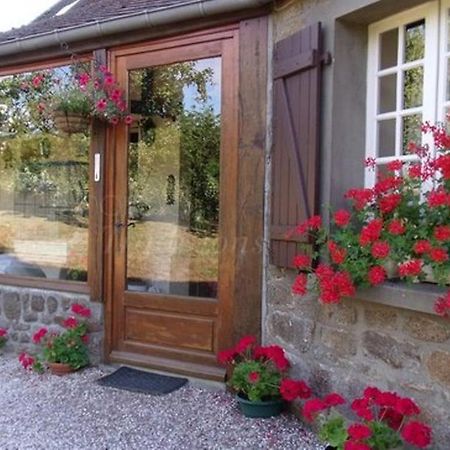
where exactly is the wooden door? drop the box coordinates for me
[105,29,239,380]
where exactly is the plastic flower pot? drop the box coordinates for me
[53,111,90,134]
[236,393,284,418]
[47,362,74,376]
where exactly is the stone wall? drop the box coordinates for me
[265,267,450,449]
[0,285,103,363]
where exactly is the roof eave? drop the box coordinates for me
[0,0,273,57]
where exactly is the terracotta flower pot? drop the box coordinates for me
[47,362,74,376]
[53,111,90,134]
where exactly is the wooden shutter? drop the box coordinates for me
[270,23,327,268]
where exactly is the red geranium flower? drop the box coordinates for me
[399,259,423,277]
[71,303,91,318]
[292,273,308,295]
[344,442,371,450]
[302,398,327,422]
[235,335,256,354]
[248,371,260,384]
[280,379,311,401]
[413,240,431,255]
[347,423,372,440]
[388,219,405,235]
[217,349,236,365]
[323,392,346,407]
[395,397,420,416]
[379,193,402,214]
[434,291,450,317]
[401,421,432,448]
[429,247,448,263]
[368,266,387,286]
[293,254,311,269]
[371,240,390,259]
[0,328,7,338]
[387,159,403,172]
[63,317,78,329]
[32,327,48,344]
[334,209,351,227]
[434,225,450,241]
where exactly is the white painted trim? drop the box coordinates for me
[366,1,440,186]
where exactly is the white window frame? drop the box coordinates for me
[365,1,443,186]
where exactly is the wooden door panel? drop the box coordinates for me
[106,27,239,379]
[125,308,215,352]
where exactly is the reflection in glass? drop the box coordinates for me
[126,58,221,298]
[402,114,422,153]
[403,66,423,109]
[404,20,425,62]
[377,119,396,158]
[378,74,397,113]
[380,28,398,70]
[447,59,450,101]
[0,68,89,282]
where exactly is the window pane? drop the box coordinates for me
[404,19,425,62]
[0,67,90,282]
[378,74,397,113]
[448,9,450,52]
[403,66,423,109]
[126,58,221,298]
[402,114,422,153]
[380,28,398,70]
[377,119,396,157]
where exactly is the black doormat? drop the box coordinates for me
[97,366,188,395]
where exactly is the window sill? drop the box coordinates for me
[354,281,447,316]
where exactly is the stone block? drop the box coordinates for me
[3,292,20,320]
[426,351,450,387]
[362,331,419,369]
[319,303,357,326]
[12,323,30,331]
[61,298,72,311]
[31,295,45,312]
[23,312,38,323]
[46,297,58,314]
[320,327,357,357]
[404,315,450,343]
[364,305,397,329]
[268,312,315,353]
[19,333,30,343]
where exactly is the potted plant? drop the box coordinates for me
[303,386,432,449]
[218,336,311,418]
[0,328,7,351]
[291,121,450,315]
[52,87,91,134]
[19,303,91,375]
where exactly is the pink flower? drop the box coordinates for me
[104,74,115,85]
[292,273,308,295]
[18,352,35,370]
[78,73,91,87]
[0,328,7,338]
[96,98,107,111]
[125,115,134,125]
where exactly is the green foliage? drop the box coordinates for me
[318,415,348,450]
[43,324,89,369]
[53,88,91,116]
[230,360,282,402]
[368,421,402,450]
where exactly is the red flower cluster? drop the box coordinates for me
[359,219,383,246]
[371,240,390,259]
[292,273,308,295]
[401,421,433,448]
[71,303,92,318]
[368,266,387,286]
[317,267,355,304]
[247,371,260,384]
[0,328,7,338]
[279,378,311,401]
[334,209,351,227]
[18,352,35,370]
[345,188,373,210]
[293,254,311,269]
[434,291,450,317]
[63,317,79,329]
[32,327,48,344]
[398,259,423,278]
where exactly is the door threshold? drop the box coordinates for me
[108,350,226,383]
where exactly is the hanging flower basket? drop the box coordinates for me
[53,110,90,135]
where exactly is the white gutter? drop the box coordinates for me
[0,0,272,57]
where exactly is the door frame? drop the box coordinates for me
[103,25,240,379]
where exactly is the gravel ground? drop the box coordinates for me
[0,355,324,450]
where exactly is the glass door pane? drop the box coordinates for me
[126,57,221,299]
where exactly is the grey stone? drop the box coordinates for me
[61,298,72,311]
[362,331,419,369]
[9,332,18,342]
[3,292,20,320]
[404,315,450,343]
[12,323,30,331]
[427,351,450,387]
[268,312,315,353]
[23,312,38,323]
[320,327,357,357]
[31,295,45,312]
[364,305,397,329]
[47,297,58,314]
[319,303,357,326]
[41,315,53,325]
[19,333,30,343]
